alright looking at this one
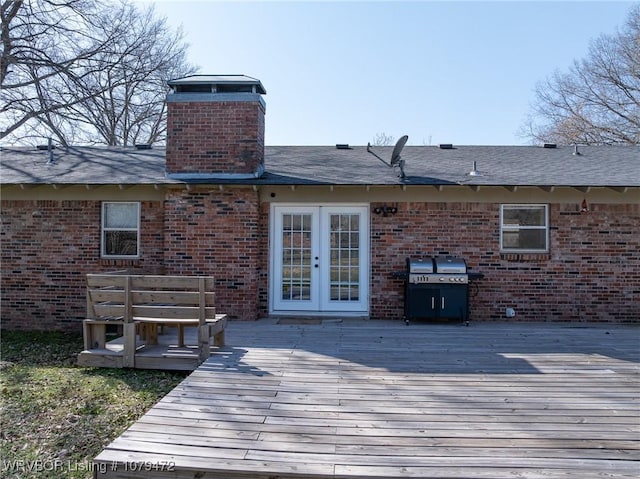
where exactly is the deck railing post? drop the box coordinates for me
[122,275,136,368]
[198,277,210,362]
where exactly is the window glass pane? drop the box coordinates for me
[503,206,546,226]
[328,213,360,301]
[297,280,311,300]
[349,266,360,282]
[501,205,548,252]
[330,283,360,301]
[340,232,350,247]
[104,203,138,228]
[282,283,291,299]
[104,231,138,256]
[331,265,340,281]
[348,285,359,301]
[280,213,312,301]
[330,285,340,301]
[350,232,359,249]
[502,229,547,251]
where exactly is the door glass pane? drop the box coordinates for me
[329,213,360,301]
[281,213,312,301]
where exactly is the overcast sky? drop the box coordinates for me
[144,1,636,146]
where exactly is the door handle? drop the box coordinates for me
[442,297,445,309]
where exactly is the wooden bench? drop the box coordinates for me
[82,273,227,367]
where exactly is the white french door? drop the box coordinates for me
[271,205,369,314]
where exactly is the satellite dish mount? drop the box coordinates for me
[367,135,409,179]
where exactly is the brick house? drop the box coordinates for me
[1,75,639,331]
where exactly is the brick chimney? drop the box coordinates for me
[165,75,266,179]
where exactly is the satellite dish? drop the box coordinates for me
[390,135,408,166]
[366,134,409,180]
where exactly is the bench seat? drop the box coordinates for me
[134,314,228,347]
[82,274,227,368]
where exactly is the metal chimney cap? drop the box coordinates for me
[168,75,266,94]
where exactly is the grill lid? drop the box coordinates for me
[407,258,434,274]
[434,257,467,274]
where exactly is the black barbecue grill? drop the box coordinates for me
[401,256,483,325]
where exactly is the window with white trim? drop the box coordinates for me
[101,202,140,258]
[500,204,549,253]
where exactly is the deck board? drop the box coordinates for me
[95,319,639,479]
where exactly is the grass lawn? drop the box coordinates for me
[0,331,187,479]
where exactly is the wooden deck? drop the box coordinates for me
[94,319,640,479]
[77,326,213,371]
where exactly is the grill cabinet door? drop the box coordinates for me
[405,284,469,321]
[405,285,439,319]
[439,286,468,320]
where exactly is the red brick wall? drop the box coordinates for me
[166,101,265,176]
[370,202,640,322]
[0,200,165,331]
[257,202,270,317]
[1,198,637,331]
[162,188,261,320]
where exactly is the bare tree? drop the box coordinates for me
[0,0,196,146]
[371,132,395,146]
[521,5,640,145]
[2,0,112,143]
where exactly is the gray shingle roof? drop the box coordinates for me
[0,146,172,185]
[1,144,638,187]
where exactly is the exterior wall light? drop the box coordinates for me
[373,204,398,217]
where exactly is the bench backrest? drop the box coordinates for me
[86,274,216,324]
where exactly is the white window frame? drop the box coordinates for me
[500,204,549,253]
[101,202,141,258]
